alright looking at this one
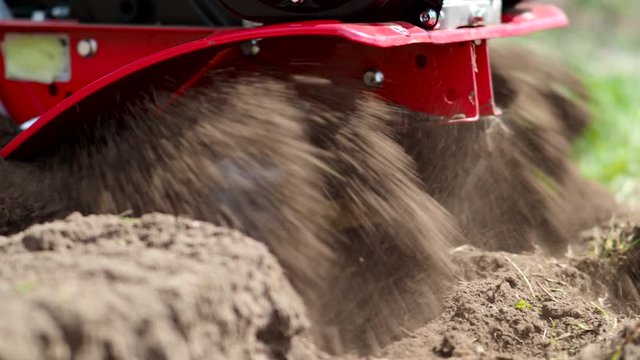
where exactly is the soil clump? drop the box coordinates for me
[0,213,309,360]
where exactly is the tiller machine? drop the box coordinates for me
[0,0,566,159]
[0,0,572,353]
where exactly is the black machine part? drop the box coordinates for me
[5,0,442,24]
[68,0,444,24]
[69,0,240,25]
[5,0,240,25]
[5,0,527,25]
[217,0,443,23]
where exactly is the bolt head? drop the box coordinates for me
[363,70,384,88]
[468,4,488,26]
[241,40,261,56]
[77,38,98,58]
[420,9,439,29]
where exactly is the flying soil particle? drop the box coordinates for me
[0,43,624,357]
[3,69,458,354]
[398,43,618,254]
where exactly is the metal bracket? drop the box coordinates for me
[257,37,497,122]
[438,0,502,29]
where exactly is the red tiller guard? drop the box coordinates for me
[0,23,222,124]
[0,4,567,160]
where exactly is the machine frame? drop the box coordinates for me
[0,3,567,160]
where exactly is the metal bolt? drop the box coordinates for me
[468,4,487,26]
[363,70,384,88]
[241,39,260,56]
[77,38,98,58]
[419,9,439,29]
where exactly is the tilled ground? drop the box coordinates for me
[0,43,638,359]
[0,212,638,359]
[378,217,640,360]
[0,213,311,360]
[380,245,630,359]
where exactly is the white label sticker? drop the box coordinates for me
[2,33,70,84]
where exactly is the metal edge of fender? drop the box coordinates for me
[0,4,567,159]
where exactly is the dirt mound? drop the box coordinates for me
[572,215,640,313]
[0,213,309,360]
[572,217,640,360]
[379,246,619,359]
[580,320,640,360]
[1,213,634,360]
[371,217,640,360]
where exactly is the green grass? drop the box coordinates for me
[515,299,534,311]
[591,221,640,262]
[521,1,640,205]
[574,66,640,205]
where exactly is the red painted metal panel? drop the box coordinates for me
[474,40,499,116]
[0,4,568,159]
[247,37,480,121]
[173,3,567,47]
[0,23,219,123]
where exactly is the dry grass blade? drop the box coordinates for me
[504,255,537,300]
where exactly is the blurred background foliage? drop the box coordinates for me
[515,0,640,206]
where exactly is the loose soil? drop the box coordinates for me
[0,213,638,360]
[0,213,311,360]
[0,43,637,359]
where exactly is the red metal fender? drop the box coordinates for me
[0,4,567,160]
[0,24,223,124]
